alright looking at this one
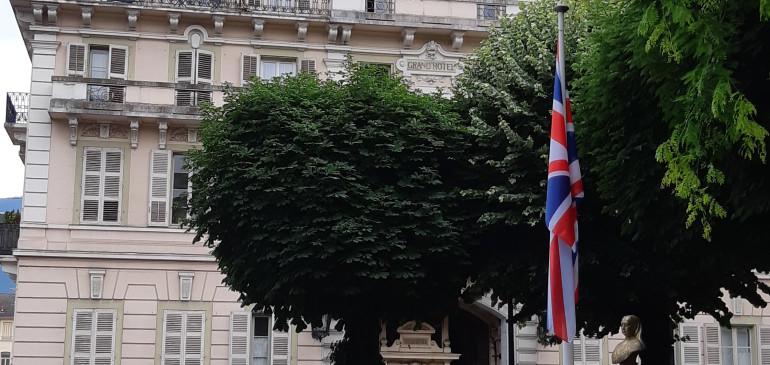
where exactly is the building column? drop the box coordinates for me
[23,34,60,224]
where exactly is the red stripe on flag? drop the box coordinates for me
[548,160,570,174]
[551,113,567,145]
[570,179,584,197]
[549,236,568,341]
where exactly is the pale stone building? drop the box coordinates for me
[4,0,770,363]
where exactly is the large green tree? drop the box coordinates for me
[457,1,770,364]
[186,66,476,364]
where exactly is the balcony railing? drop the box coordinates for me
[0,224,19,256]
[103,0,330,15]
[477,4,505,20]
[366,0,393,14]
[5,92,29,124]
[88,84,126,103]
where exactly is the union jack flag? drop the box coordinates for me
[545,45,583,343]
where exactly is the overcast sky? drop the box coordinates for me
[0,0,31,198]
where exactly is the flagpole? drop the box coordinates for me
[554,4,573,365]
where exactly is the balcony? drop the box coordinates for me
[4,92,28,162]
[0,224,19,256]
[76,0,330,16]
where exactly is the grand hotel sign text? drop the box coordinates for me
[406,60,457,73]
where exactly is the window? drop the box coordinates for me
[0,352,8,365]
[81,148,124,224]
[71,309,116,365]
[228,313,290,365]
[162,311,205,365]
[260,59,296,80]
[176,49,214,106]
[572,334,601,365]
[721,327,751,365]
[1,321,11,341]
[149,150,191,226]
[67,43,128,79]
[241,54,259,86]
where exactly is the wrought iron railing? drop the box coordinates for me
[105,0,330,15]
[477,4,505,20]
[366,0,393,14]
[5,92,29,124]
[0,224,19,256]
[88,84,126,103]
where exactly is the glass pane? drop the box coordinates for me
[174,154,187,174]
[722,327,733,346]
[737,348,751,365]
[90,49,109,78]
[173,173,188,190]
[254,316,269,337]
[736,327,750,347]
[252,337,268,356]
[171,194,187,224]
[279,62,295,76]
[261,62,277,80]
[252,359,268,365]
[723,348,734,365]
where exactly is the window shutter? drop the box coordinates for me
[229,312,250,365]
[271,322,290,365]
[72,309,94,365]
[149,150,171,226]
[572,337,583,364]
[681,324,703,365]
[241,54,259,86]
[176,50,194,83]
[300,59,316,74]
[176,90,194,107]
[82,148,103,223]
[760,326,770,365]
[704,324,721,365]
[185,312,205,365]
[108,45,128,80]
[102,149,123,223]
[94,310,116,365]
[197,50,214,85]
[584,337,601,365]
[68,43,87,76]
[163,312,183,365]
[195,91,212,106]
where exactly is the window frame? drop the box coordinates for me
[260,58,297,81]
[80,147,124,225]
[721,326,753,365]
[170,152,192,226]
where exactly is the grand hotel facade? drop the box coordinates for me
[3,0,770,364]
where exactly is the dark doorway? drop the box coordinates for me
[449,309,491,365]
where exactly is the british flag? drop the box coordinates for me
[545,44,583,343]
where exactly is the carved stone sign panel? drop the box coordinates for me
[396,41,462,95]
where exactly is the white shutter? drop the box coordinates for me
[300,59,316,74]
[102,149,123,223]
[241,54,259,86]
[148,150,171,226]
[176,50,194,83]
[108,45,128,80]
[163,311,184,365]
[583,337,601,365]
[229,312,250,365]
[185,312,205,365]
[572,336,583,364]
[176,90,194,106]
[195,91,212,106]
[760,326,770,365]
[704,324,721,365]
[681,324,703,365]
[72,309,94,365]
[68,43,87,76]
[271,318,289,365]
[197,50,214,85]
[94,310,116,365]
[81,148,103,223]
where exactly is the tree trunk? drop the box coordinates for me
[330,316,384,365]
[637,307,674,365]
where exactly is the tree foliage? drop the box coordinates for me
[186,66,475,364]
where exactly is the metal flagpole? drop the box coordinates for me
[554,4,573,365]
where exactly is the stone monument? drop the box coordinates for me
[611,315,645,365]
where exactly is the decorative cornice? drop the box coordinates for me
[450,30,464,51]
[127,9,139,32]
[296,21,308,42]
[402,28,415,49]
[68,115,78,146]
[129,118,139,149]
[213,15,225,37]
[31,3,44,25]
[80,6,92,29]
[252,18,264,39]
[168,12,180,34]
[158,121,168,150]
[47,4,58,26]
[340,24,352,45]
[327,23,338,44]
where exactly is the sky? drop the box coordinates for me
[0,0,31,199]
[0,0,31,293]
